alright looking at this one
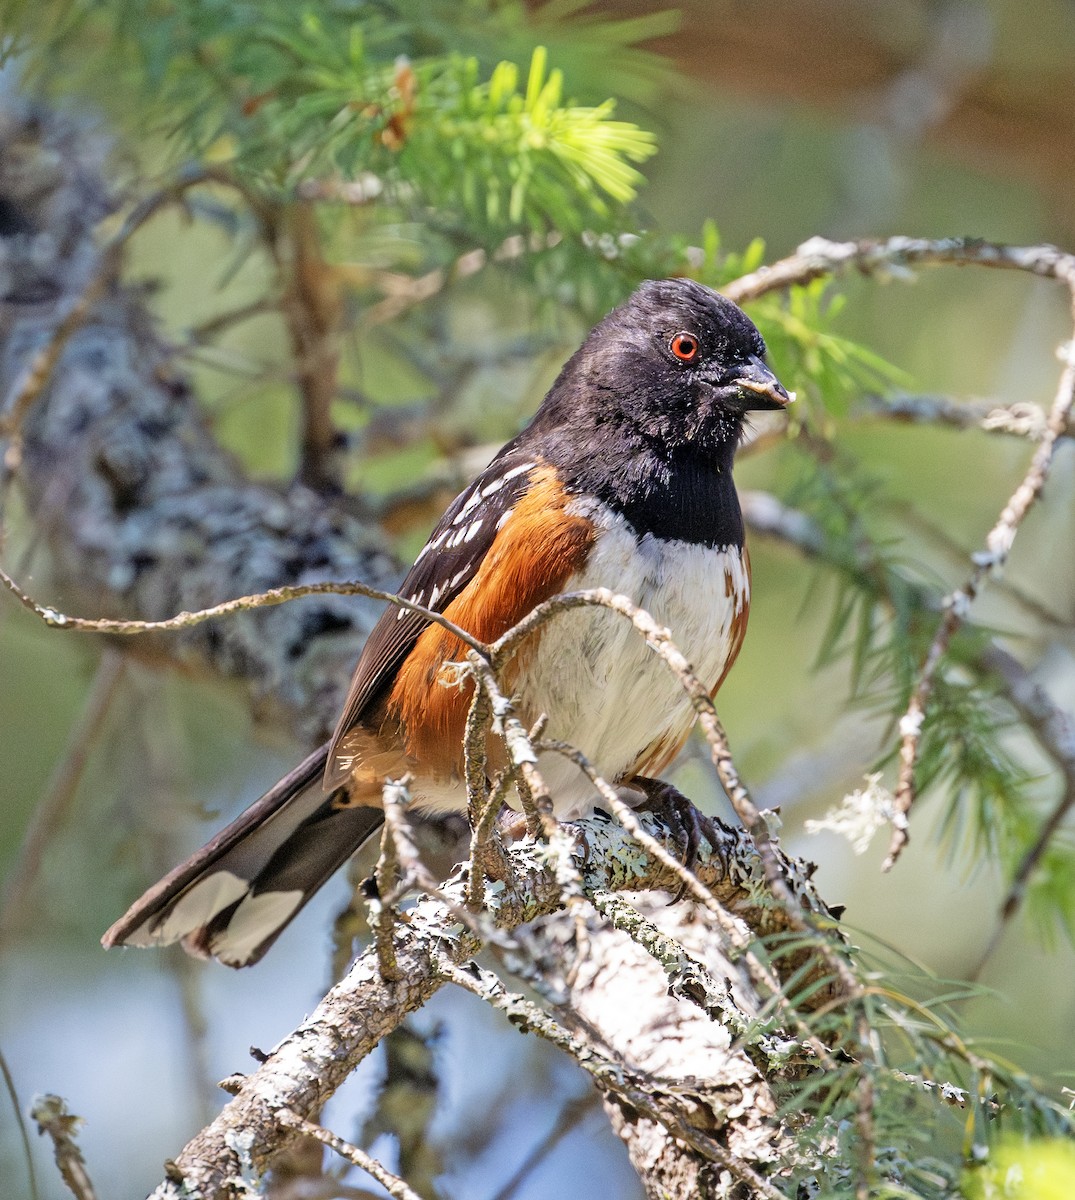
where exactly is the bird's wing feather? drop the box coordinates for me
[323,449,541,787]
[101,743,331,949]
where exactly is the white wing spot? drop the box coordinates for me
[415,529,450,562]
[454,489,483,524]
[501,462,536,481]
[463,519,483,544]
[397,590,424,619]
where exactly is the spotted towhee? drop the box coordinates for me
[102,278,790,967]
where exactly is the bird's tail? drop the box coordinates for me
[101,743,385,968]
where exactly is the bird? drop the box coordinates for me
[102,277,790,967]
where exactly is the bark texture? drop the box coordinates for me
[1,101,395,744]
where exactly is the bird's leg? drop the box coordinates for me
[466,786,517,907]
[471,824,515,895]
[629,776,721,900]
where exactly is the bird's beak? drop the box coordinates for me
[730,356,793,411]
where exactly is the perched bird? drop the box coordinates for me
[103,278,790,967]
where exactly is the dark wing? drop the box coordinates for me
[323,447,540,788]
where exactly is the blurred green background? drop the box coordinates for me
[2,1,1075,1197]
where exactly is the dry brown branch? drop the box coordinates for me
[370,779,408,981]
[31,1095,98,1200]
[277,201,344,491]
[275,1110,427,1200]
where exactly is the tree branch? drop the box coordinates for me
[149,809,823,1198]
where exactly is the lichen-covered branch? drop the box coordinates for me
[723,234,1075,305]
[149,808,825,1199]
[0,106,397,746]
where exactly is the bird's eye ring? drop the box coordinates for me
[670,332,699,362]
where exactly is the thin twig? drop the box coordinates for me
[186,296,277,344]
[971,644,1075,972]
[360,231,562,328]
[723,235,1075,306]
[886,344,1075,870]
[376,777,518,955]
[860,391,1073,441]
[0,567,487,655]
[487,1093,600,1200]
[536,737,724,916]
[462,681,495,907]
[466,768,516,909]
[31,1095,98,1200]
[371,777,415,981]
[465,653,555,841]
[275,1110,427,1200]
[1,1047,39,1200]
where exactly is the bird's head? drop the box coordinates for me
[552,277,791,459]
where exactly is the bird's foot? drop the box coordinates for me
[630,776,720,900]
[475,828,514,883]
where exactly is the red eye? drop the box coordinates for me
[670,332,699,362]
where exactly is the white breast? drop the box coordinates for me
[515,500,749,817]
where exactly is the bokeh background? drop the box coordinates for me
[3,2,1075,1196]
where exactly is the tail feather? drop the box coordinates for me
[102,743,386,968]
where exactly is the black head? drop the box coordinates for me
[536,277,790,461]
